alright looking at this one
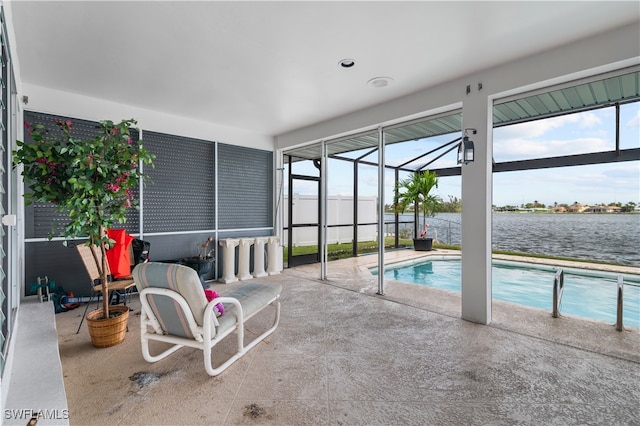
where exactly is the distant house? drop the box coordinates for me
[586,205,622,213]
[567,203,589,213]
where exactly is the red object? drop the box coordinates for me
[106,229,134,278]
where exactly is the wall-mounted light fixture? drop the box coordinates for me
[458,128,476,165]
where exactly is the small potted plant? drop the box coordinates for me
[14,118,155,346]
[182,236,215,288]
[393,170,443,251]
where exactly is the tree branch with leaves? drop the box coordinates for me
[393,170,443,238]
[14,118,155,318]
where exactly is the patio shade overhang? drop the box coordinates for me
[284,68,640,164]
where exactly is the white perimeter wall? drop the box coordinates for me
[283,195,377,246]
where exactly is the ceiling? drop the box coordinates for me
[8,1,640,137]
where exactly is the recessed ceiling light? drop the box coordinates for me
[339,59,355,68]
[367,76,393,88]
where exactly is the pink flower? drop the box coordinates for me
[37,157,47,164]
[115,171,130,184]
[106,183,120,192]
[122,199,132,208]
[204,289,224,317]
[127,137,133,144]
[54,119,72,131]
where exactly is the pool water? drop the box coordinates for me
[375,258,640,329]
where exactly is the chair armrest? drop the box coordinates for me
[203,297,243,329]
[93,278,136,293]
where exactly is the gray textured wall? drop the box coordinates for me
[22,112,273,297]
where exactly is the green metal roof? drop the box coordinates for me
[285,69,640,162]
[494,70,639,125]
[285,112,463,162]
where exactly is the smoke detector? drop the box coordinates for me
[367,76,393,88]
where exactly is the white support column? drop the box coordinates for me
[266,236,280,275]
[253,237,269,278]
[219,238,239,283]
[237,238,254,281]
[461,83,492,324]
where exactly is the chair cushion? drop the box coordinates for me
[133,263,281,338]
[133,262,208,328]
[215,283,282,335]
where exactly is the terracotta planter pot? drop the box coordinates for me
[86,305,130,348]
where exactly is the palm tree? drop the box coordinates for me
[393,170,442,243]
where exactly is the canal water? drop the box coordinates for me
[386,212,639,266]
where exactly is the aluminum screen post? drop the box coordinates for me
[138,128,145,241]
[377,126,385,296]
[320,141,328,280]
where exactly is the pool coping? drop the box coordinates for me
[373,249,640,276]
[333,249,640,363]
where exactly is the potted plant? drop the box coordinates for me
[14,118,154,346]
[393,170,443,251]
[182,237,215,288]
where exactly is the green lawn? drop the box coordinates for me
[285,237,411,261]
[323,238,414,260]
[283,239,627,266]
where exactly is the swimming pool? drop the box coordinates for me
[372,257,640,329]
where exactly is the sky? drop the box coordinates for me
[287,102,640,208]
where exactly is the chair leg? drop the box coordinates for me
[122,288,132,331]
[126,288,133,311]
[76,293,96,334]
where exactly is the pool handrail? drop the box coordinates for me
[552,268,564,318]
[615,275,624,332]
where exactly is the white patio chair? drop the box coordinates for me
[131,262,281,376]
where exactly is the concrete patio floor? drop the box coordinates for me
[55,250,639,425]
